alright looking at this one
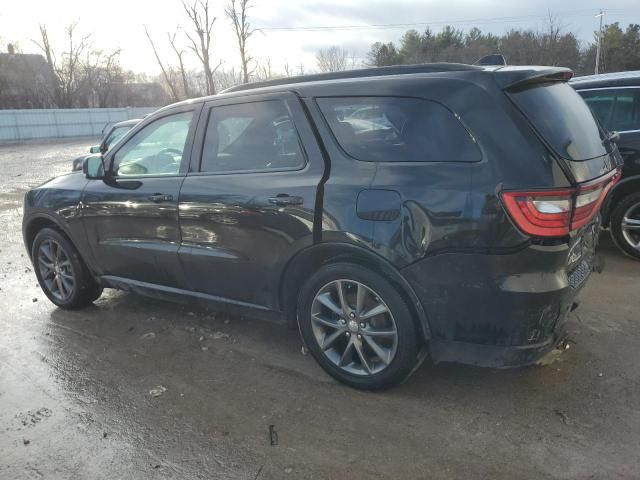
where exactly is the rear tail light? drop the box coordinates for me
[501,169,621,237]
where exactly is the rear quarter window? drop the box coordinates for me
[316,96,481,163]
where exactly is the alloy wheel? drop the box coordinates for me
[621,201,640,252]
[38,239,75,301]
[310,279,398,376]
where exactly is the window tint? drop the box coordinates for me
[510,83,609,161]
[104,126,132,151]
[200,100,305,173]
[580,89,640,132]
[112,112,193,176]
[610,91,640,132]
[580,91,615,127]
[316,96,481,163]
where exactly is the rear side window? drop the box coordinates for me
[316,96,481,163]
[200,100,305,173]
[580,89,640,132]
[509,82,609,161]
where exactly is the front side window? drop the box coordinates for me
[112,112,193,176]
[316,96,481,163]
[200,100,305,173]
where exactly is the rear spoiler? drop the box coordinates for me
[493,67,574,91]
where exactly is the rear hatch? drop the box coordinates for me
[506,76,621,182]
[497,68,622,284]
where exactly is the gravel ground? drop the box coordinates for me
[0,138,639,479]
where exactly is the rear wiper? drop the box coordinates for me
[603,131,620,145]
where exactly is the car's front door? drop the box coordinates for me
[82,105,200,287]
[178,93,325,310]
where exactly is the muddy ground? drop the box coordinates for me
[0,138,639,480]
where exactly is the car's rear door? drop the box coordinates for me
[178,92,325,310]
[81,104,201,287]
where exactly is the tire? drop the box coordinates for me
[610,192,640,260]
[32,228,103,309]
[297,262,420,390]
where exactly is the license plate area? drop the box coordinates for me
[566,216,600,288]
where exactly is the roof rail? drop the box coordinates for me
[221,62,482,94]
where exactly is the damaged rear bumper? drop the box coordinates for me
[429,329,570,368]
[401,246,588,368]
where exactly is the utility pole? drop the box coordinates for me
[595,10,605,74]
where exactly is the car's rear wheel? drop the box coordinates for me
[297,262,420,390]
[32,228,102,309]
[610,192,640,260]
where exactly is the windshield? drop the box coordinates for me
[104,126,133,151]
[509,82,610,161]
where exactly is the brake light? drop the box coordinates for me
[501,169,621,237]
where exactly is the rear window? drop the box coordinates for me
[316,96,481,163]
[509,82,609,161]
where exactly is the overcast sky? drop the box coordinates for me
[1,0,639,76]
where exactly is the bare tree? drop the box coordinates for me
[283,61,293,77]
[144,26,180,102]
[33,25,59,102]
[59,23,92,107]
[225,0,255,84]
[256,57,274,80]
[34,23,91,107]
[182,0,222,95]
[83,48,122,107]
[168,30,190,98]
[316,46,350,72]
[214,67,242,91]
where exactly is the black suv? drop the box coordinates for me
[571,71,640,259]
[23,64,621,389]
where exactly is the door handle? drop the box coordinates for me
[148,193,174,203]
[268,195,304,207]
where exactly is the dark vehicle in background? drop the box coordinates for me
[571,71,640,259]
[23,64,620,389]
[71,119,141,171]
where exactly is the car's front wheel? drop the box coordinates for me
[32,228,103,309]
[298,262,420,390]
[610,192,640,260]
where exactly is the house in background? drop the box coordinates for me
[0,48,58,109]
[0,46,169,109]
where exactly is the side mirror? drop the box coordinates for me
[83,155,106,179]
[89,145,101,154]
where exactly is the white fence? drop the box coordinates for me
[0,107,160,142]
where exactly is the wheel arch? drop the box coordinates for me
[279,242,432,340]
[602,175,640,227]
[23,213,80,261]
